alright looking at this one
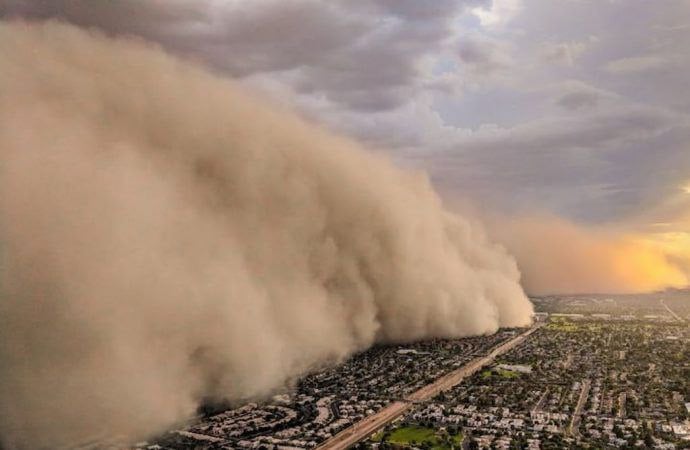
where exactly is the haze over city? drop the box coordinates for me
[0,1,688,449]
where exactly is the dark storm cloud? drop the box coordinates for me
[0,1,364,74]
[0,0,487,112]
[556,90,600,110]
[457,37,512,78]
[353,0,468,19]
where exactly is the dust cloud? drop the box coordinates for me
[489,216,689,295]
[0,21,533,448]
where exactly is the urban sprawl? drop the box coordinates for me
[139,291,689,450]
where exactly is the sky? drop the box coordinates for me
[2,0,690,291]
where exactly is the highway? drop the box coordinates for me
[660,298,685,323]
[317,322,544,450]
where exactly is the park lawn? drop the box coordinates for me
[388,425,437,444]
[546,321,579,332]
[546,318,603,333]
[377,425,463,450]
[481,369,520,379]
[496,369,520,379]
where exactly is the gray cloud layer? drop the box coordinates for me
[3,0,689,226]
[0,0,484,112]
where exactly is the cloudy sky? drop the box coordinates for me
[3,0,690,265]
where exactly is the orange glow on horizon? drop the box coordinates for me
[491,216,690,295]
[611,236,688,292]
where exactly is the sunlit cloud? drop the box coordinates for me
[471,0,522,28]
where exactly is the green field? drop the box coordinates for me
[497,369,520,378]
[547,319,604,333]
[375,425,463,449]
[546,320,579,332]
[481,368,520,379]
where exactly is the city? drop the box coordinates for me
[140,292,689,450]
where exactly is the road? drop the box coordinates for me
[568,379,591,439]
[317,323,544,450]
[618,392,626,419]
[660,299,685,323]
[531,389,549,415]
